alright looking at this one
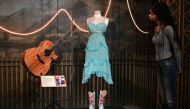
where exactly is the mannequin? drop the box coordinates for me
[82,10,113,109]
[87,10,109,25]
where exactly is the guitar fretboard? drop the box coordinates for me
[49,31,72,51]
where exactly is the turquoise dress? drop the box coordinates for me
[82,22,113,84]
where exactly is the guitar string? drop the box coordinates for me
[49,31,72,51]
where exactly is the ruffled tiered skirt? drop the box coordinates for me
[82,33,113,84]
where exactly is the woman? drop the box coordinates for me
[149,2,181,109]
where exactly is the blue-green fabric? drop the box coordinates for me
[82,22,113,84]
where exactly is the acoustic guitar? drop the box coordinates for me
[22,25,76,77]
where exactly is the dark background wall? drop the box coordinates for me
[0,0,154,58]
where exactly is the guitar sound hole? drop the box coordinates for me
[37,55,45,64]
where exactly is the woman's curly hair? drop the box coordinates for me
[150,2,181,49]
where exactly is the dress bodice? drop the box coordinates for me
[85,22,108,51]
[87,22,107,34]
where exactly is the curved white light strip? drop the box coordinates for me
[126,0,149,34]
[0,0,148,36]
[104,0,112,17]
[0,0,112,36]
[0,9,88,35]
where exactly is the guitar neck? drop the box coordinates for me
[49,31,72,51]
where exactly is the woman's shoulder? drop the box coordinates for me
[164,25,173,31]
[164,25,174,34]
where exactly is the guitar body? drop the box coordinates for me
[21,25,76,77]
[22,40,58,77]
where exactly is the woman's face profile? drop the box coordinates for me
[149,9,157,22]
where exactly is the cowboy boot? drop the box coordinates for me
[99,90,107,109]
[88,91,95,109]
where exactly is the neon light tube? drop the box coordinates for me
[0,0,112,36]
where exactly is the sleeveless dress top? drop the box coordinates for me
[82,22,113,84]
